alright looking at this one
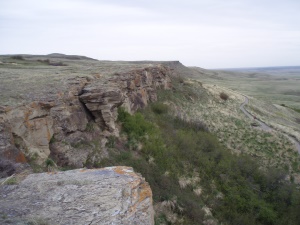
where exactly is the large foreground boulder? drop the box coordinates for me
[0,166,154,225]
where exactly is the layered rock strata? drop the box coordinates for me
[0,65,171,177]
[79,65,171,133]
[0,166,154,225]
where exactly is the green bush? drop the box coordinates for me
[151,102,169,115]
[117,107,155,141]
[45,158,55,167]
[99,104,300,224]
[106,136,116,148]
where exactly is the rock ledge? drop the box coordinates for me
[0,166,154,225]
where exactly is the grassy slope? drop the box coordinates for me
[97,99,300,225]
[194,66,300,137]
[162,72,300,174]
[190,67,300,109]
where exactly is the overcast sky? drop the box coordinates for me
[0,0,299,68]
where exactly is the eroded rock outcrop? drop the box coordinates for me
[0,119,29,178]
[0,76,91,176]
[0,65,171,177]
[0,166,154,225]
[79,65,171,134]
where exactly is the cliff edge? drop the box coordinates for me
[0,56,171,177]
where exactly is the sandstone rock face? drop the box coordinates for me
[0,166,154,225]
[0,65,171,177]
[5,102,54,163]
[0,119,29,178]
[80,65,172,134]
[0,76,91,176]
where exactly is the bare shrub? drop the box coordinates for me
[37,59,67,66]
[174,117,208,132]
[49,61,67,66]
[220,92,229,101]
[37,59,50,64]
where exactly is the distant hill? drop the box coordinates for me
[1,53,97,61]
[46,53,97,60]
[219,66,300,77]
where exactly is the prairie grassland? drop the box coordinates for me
[0,55,154,106]
[191,66,300,109]
[158,79,300,179]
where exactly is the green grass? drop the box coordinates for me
[3,177,17,185]
[93,103,300,224]
[290,107,300,114]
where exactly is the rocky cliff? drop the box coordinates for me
[0,166,154,225]
[0,62,171,178]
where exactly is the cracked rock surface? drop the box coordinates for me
[0,166,154,225]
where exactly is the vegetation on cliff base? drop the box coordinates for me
[95,104,300,225]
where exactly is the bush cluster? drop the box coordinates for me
[151,102,169,115]
[37,59,67,66]
[10,55,24,60]
[98,104,300,224]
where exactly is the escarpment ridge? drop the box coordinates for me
[0,55,172,177]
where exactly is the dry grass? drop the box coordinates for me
[191,66,300,108]
[0,55,155,106]
[163,81,300,176]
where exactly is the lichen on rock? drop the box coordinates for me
[0,166,154,225]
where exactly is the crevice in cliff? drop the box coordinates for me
[78,96,96,122]
[29,114,48,121]
[97,111,107,130]
[12,133,28,157]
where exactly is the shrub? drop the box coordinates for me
[49,135,56,144]
[102,103,300,225]
[220,92,229,101]
[106,136,116,148]
[117,107,155,141]
[151,102,169,115]
[85,122,95,132]
[173,117,208,132]
[45,158,55,167]
[37,59,50,64]
[49,61,66,66]
[37,59,66,66]
[10,55,24,60]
